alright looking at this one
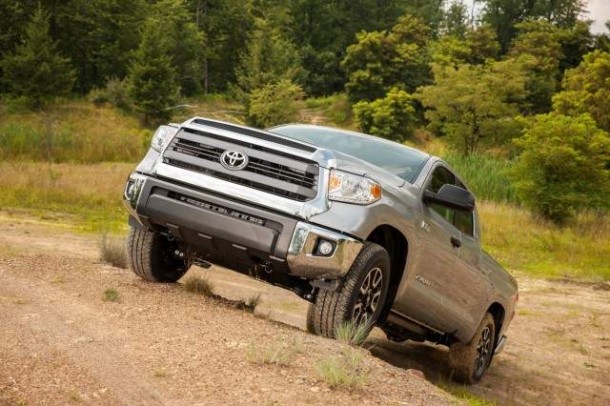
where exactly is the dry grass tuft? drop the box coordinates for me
[99,233,127,268]
[315,347,370,389]
[246,336,303,367]
[334,321,370,346]
[183,275,215,297]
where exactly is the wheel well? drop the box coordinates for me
[488,302,505,343]
[366,225,408,323]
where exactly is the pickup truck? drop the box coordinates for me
[123,117,518,383]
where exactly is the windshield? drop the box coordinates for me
[270,125,429,183]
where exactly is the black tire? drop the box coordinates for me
[127,226,191,283]
[306,242,391,339]
[449,312,496,384]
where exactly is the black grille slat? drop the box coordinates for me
[165,158,314,201]
[164,130,320,202]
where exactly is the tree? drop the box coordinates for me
[430,25,500,67]
[151,0,206,96]
[553,50,610,132]
[127,17,179,125]
[342,14,431,102]
[481,0,586,52]
[247,79,304,128]
[353,87,417,142]
[441,0,469,38]
[509,21,564,114]
[510,113,610,222]
[418,60,526,156]
[52,0,148,93]
[1,7,75,109]
[235,17,300,96]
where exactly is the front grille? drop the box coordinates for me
[163,129,319,202]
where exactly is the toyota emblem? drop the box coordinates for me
[220,150,248,170]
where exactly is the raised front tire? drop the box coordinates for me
[449,312,496,384]
[307,242,391,340]
[127,226,191,283]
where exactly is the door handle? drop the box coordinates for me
[450,236,461,248]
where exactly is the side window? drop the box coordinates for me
[425,166,474,236]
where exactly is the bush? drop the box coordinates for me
[353,87,417,142]
[510,113,610,223]
[183,275,215,297]
[89,77,132,111]
[246,79,304,128]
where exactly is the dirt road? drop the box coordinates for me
[0,216,609,405]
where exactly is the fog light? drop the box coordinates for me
[316,239,335,256]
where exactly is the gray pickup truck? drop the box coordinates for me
[123,117,518,383]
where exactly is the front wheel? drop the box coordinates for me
[127,226,191,283]
[449,313,496,384]
[306,242,391,340]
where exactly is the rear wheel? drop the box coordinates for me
[127,226,191,283]
[307,242,390,340]
[449,313,496,384]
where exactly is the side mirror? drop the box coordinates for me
[424,184,475,212]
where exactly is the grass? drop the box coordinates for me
[479,202,610,280]
[334,321,370,346]
[99,233,128,268]
[183,275,215,297]
[439,382,496,406]
[246,336,303,367]
[315,347,370,389]
[102,288,119,302]
[0,161,132,233]
[0,102,149,163]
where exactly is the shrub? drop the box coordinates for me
[510,113,610,223]
[89,77,132,111]
[246,79,304,128]
[353,87,417,142]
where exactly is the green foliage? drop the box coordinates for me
[0,7,75,110]
[430,25,500,67]
[127,17,179,124]
[52,0,148,93]
[151,0,206,95]
[442,152,518,204]
[553,50,610,132]
[509,21,564,114]
[510,113,610,222]
[235,17,301,97]
[342,14,431,102]
[482,0,586,52]
[89,77,132,111]
[353,88,417,142]
[246,79,304,128]
[418,60,526,156]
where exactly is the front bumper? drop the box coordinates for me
[124,173,362,280]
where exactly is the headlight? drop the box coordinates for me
[151,125,179,152]
[328,170,382,205]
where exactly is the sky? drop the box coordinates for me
[462,0,610,34]
[587,0,610,33]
